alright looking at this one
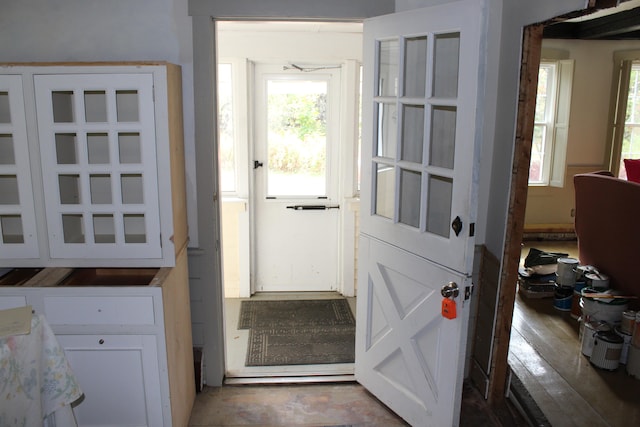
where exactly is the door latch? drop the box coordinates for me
[253,160,264,169]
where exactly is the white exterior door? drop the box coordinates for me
[356,1,483,426]
[253,64,341,292]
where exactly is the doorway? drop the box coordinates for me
[498,1,640,423]
[216,21,363,379]
[252,63,341,292]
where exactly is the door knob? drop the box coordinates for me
[440,282,459,298]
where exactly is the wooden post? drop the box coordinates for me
[488,24,543,405]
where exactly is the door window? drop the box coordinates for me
[265,78,329,197]
[371,33,460,234]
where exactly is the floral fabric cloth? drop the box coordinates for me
[0,314,82,426]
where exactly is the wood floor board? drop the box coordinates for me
[509,330,608,427]
[514,242,640,427]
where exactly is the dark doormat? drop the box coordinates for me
[238,299,355,329]
[246,325,355,366]
[239,299,356,366]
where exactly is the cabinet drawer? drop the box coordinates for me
[44,296,155,325]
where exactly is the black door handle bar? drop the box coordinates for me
[286,205,340,211]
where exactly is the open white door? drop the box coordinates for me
[356,1,483,425]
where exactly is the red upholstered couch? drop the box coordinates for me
[574,172,640,310]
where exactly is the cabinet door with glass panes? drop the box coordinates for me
[34,73,163,261]
[0,75,40,259]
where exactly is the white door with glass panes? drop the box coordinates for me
[253,64,340,292]
[356,1,483,426]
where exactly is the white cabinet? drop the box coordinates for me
[0,274,193,427]
[0,75,40,259]
[57,334,163,427]
[0,63,188,268]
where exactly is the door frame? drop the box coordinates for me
[187,0,592,396]
[488,0,630,404]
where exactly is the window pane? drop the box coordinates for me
[375,163,395,219]
[378,39,399,97]
[376,102,397,158]
[620,65,640,179]
[535,66,551,122]
[430,106,456,169]
[399,169,421,228]
[218,63,236,192]
[433,33,460,98]
[404,37,427,97]
[266,79,327,197]
[401,105,424,163]
[426,175,452,238]
[529,125,545,183]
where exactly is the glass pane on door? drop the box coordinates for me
[433,33,460,98]
[404,37,427,97]
[376,102,397,158]
[378,39,399,97]
[266,79,328,197]
[426,175,452,237]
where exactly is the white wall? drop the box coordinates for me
[0,0,199,247]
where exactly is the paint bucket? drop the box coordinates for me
[556,258,578,286]
[621,310,637,335]
[615,327,632,364]
[585,272,610,290]
[581,320,610,357]
[571,281,587,319]
[553,284,573,312]
[590,330,623,370]
[580,288,628,325]
[626,345,640,379]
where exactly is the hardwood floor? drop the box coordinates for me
[511,241,640,427]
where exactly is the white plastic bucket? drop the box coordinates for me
[580,288,628,325]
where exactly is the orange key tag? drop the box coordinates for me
[442,298,457,319]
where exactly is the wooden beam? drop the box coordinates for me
[488,24,543,406]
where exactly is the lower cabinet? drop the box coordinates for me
[0,257,195,426]
[57,334,164,427]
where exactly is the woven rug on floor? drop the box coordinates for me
[238,299,355,329]
[246,325,355,366]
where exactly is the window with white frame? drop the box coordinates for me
[529,60,574,187]
[218,62,236,193]
[611,60,640,179]
[217,59,249,196]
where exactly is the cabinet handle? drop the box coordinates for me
[98,339,105,345]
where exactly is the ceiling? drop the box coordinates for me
[544,0,640,40]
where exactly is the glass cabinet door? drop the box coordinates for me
[34,73,161,260]
[0,75,39,259]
